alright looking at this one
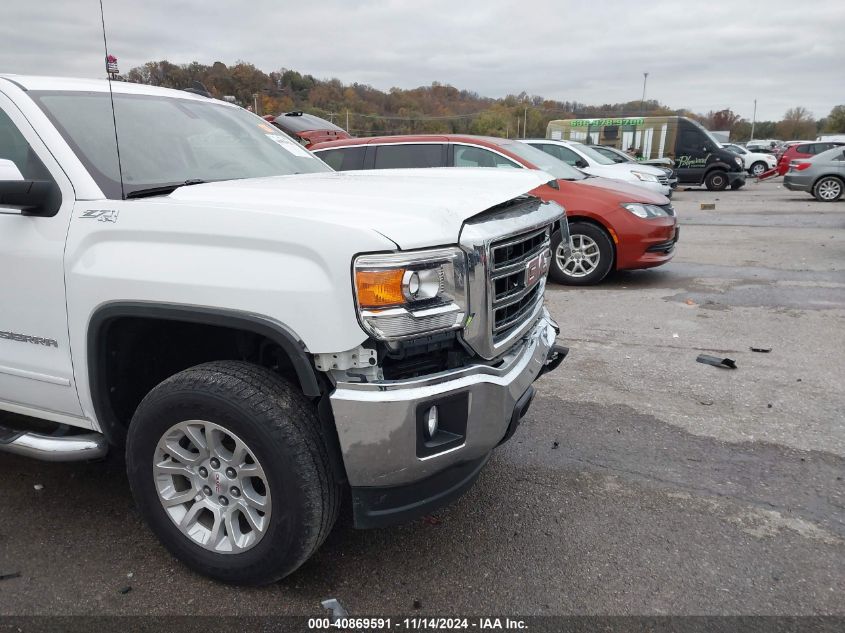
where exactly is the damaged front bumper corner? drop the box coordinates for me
[329,310,564,528]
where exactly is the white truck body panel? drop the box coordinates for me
[0,75,553,431]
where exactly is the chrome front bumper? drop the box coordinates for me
[330,310,559,488]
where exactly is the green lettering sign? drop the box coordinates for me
[568,118,644,127]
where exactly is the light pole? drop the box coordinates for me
[750,99,757,141]
[640,72,649,115]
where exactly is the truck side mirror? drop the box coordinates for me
[575,159,588,169]
[0,178,55,214]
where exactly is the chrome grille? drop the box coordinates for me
[459,197,564,360]
[658,175,670,185]
[489,227,551,340]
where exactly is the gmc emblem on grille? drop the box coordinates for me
[525,248,552,288]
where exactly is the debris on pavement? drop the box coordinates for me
[699,400,714,406]
[422,515,442,526]
[33,484,43,491]
[119,586,132,595]
[696,354,737,369]
[413,599,423,610]
[552,441,559,449]
[700,203,716,210]
[0,571,21,582]
[750,346,772,353]
[322,598,349,623]
[684,299,696,306]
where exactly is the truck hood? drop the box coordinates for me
[168,168,552,249]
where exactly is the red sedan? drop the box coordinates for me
[311,135,678,285]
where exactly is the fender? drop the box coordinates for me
[703,161,735,175]
[87,302,322,444]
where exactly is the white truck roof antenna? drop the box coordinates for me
[99,0,126,200]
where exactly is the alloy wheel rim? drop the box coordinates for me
[153,420,271,554]
[558,234,600,278]
[751,164,765,176]
[818,179,841,200]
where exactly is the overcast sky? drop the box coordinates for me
[2,1,842,121]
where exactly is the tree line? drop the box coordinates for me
[123,60,845,141]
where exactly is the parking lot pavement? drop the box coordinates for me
[1,180,843,616]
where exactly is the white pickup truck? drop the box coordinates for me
[0,75,567,585]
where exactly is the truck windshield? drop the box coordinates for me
[29,90,332,199]
[496,140,587,180]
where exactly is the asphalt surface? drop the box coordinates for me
[1,179,843,617]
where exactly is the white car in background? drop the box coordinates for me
[722,143,777,177]
[522,139,672,197]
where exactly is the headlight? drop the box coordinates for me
[353,247,467,340]
[620,203,670,218]
[631,171,659,183]
[734,157,743,167]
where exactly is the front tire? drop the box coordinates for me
[126,361,340,585]
[705,170,728,191]
[549,222,614,285]
[812,176,843,202]
[749,161,767,177]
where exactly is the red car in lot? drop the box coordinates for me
[760,141,845,180]
[269,111,352,148]
[311,135,678,285]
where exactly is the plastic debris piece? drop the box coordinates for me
[33,484,43,491]
[699,400,714,406]
[119,586,132,595]
[0,572,21,582]
[672,333,679,338]
[700,203,716,210]
[685,299,696,306]
[750,347,772,353]
[552,441,559,449]
[322,598,349,624]
[413,599,422,610]
[696,354,737,369]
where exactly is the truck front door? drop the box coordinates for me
[0,93,84,420]
[675,119,710,184]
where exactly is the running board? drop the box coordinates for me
[0,425,108,462]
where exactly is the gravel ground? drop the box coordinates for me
[0,179,842,618]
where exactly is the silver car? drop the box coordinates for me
[784,145,845,202]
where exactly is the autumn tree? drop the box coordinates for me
[776,107,816,140]
[822,105,845,133]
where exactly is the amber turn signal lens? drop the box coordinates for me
[355,269,406,308]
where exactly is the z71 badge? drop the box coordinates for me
[80,209,120,222]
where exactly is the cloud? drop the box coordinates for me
[1,0,842,121]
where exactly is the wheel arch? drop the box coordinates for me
[703,164,731,178]
[87,302,322,446]
[563,214,618,268]
[812,173,844,191]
